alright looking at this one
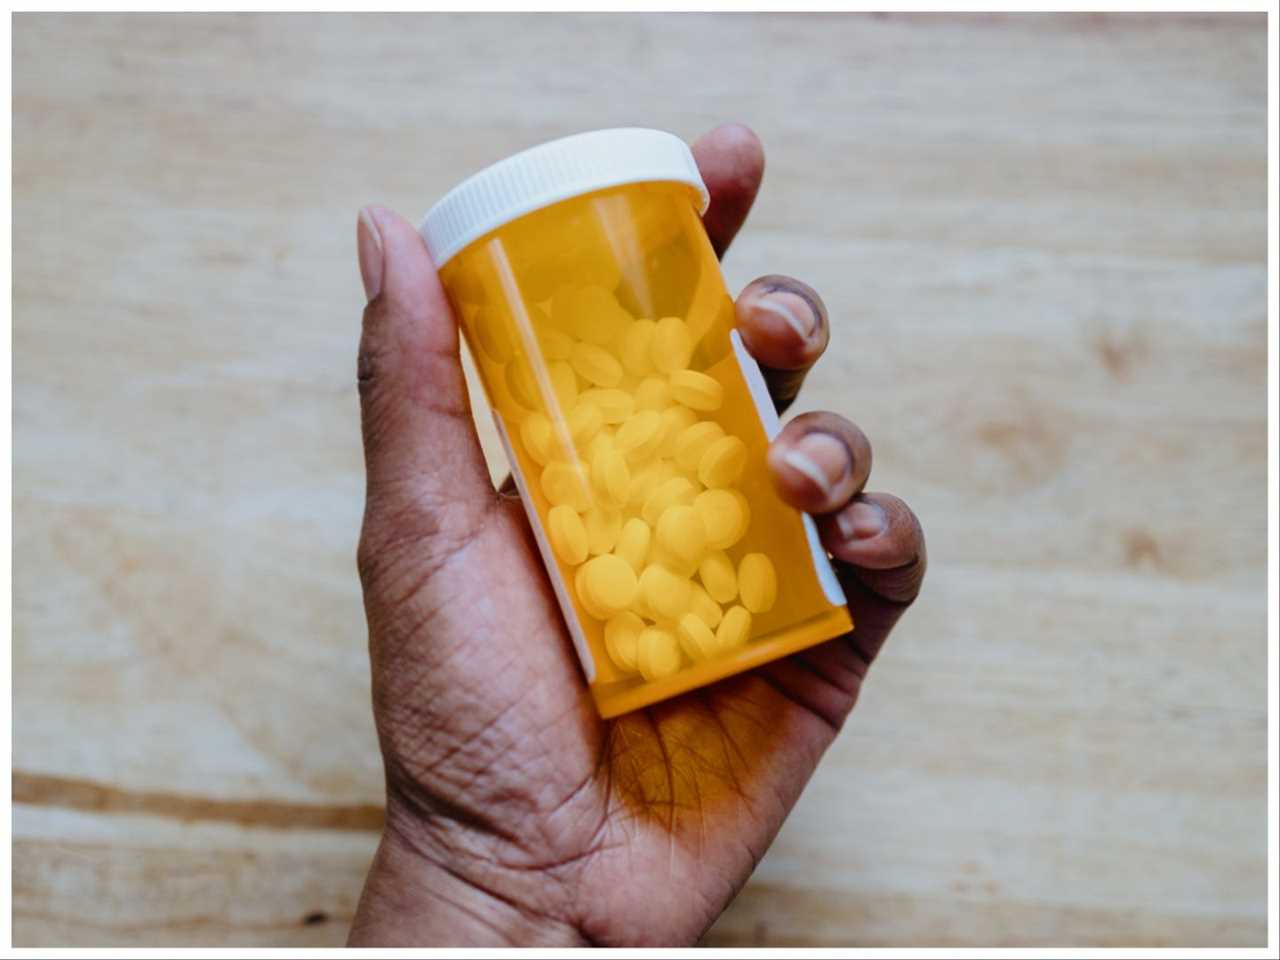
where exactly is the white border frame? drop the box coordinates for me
[4,3,1275,957]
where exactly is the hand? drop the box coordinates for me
[348,124,926,946]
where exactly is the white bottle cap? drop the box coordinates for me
[419,128,709,267]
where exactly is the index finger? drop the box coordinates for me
[691,124,765,259]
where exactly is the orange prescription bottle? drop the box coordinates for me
[420,128,852,718]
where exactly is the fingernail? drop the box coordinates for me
[756,289,815,340]
[357,206,383,302]
[837,499,886,541]
[782,432,849,498]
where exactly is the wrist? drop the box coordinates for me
[348,802,587,947]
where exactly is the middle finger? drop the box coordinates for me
[766,410,873,515]
[735,274,831,414]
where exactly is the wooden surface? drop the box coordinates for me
[11,13,1269,947]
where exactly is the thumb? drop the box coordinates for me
[355,205,495,582]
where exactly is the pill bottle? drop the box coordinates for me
[420,128,851,718]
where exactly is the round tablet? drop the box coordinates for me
[619,319,657,376]
[627,460,677,511]
[688,582,724,629]
[638,627,682,681]
[614,517,651,574]
[641,477,698,527]
[541,461,591,512]
[655,504,708,568]
[567,401,603,445]
[657,405,699,458]
[698,435,748,489]
[651,316,693,373]
[738,553,778,614]
[635,376,670,411]
[591,446,630,507]
[536,326,574,361]
[571,341,623,387]
[694,488,750,550]
[605,612,644,672]
[715,605,752,651]
[638,563,692,622]
[575,564,611,620]
[674,421,725,472]
[585,429,613,461]
[579,388,634,424]
[582,554,638,616]
[698,550,738,605]
[615,410,663,462]
[520,412,554,466]
[676,613,718,662]
[548,360,578,409]
[669,369,723,412]
[547,504,588,565]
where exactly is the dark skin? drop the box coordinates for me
[349,124,927,946]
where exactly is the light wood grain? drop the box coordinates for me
[11,12,1268,947]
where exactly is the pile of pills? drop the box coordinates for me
[504,283,779,683]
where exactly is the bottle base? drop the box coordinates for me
[592,606,854,718]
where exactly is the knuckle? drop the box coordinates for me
[356,485,493,600]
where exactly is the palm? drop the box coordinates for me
[368,494,863,945]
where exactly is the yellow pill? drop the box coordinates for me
[627,459,677,511]
[547,504,588,565]
[738,553,778,614]
[575,565,610,620]
[630,583,655,621]
[641,476,698,527]
[657,405,699,458]
[506,360,540,410]
[541,461,591,512]
[537,326,574,361]
[553,285,630,346]
[638,627,682,681]
[615,409,663,462]
[583,506,622,556]
[676,613,719,662]
[716,605,752,651]
[698,435,748,488]
[591,445,630,506]
[655,504,708,568]
[473,306,513,364]
[694,488,750,550]
[520,412,554,466]
[669,369,723,412]
[699,550,738,604]
[688,582,724,629]
[582,554,638,616]
[649,544,699,580]
[567,401,603,445]
[585,429,614,462]
[674,420,726,472]
[619,319,657,376]
[639,563,692,622]
[614,517,651,573]
[549,360,578,409]
[579,388,635,424]
[571,341,623,387]
[635,376,671,411]
[605,612,644,672]
[651,316,693,373]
